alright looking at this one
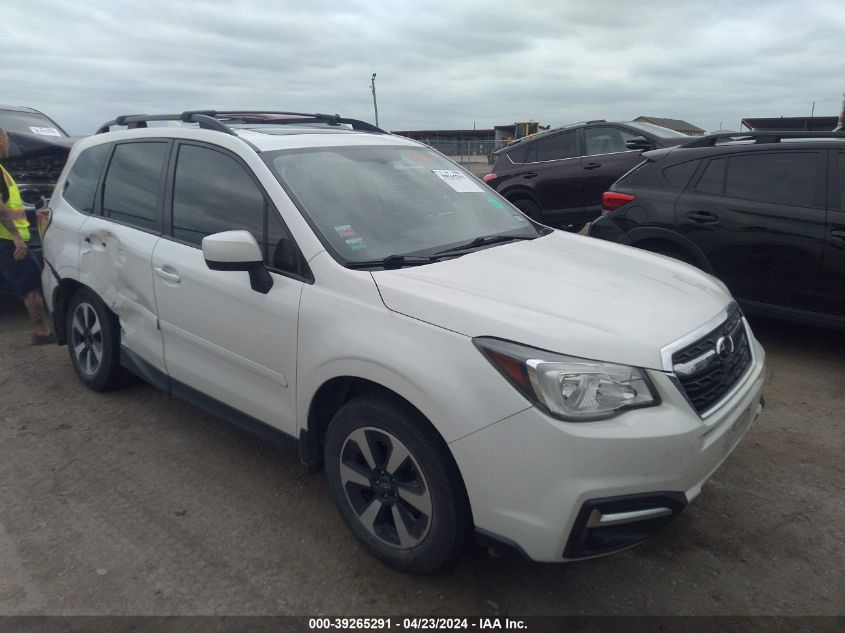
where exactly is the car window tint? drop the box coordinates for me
[63,143,110,213]
[584,127,645,155]
[511,143,531,164]
[695,157,726,194]
[172,145,264,246]
[521,141,537,163]
[266,209,306,277]
[102,142,167,230]
[533,131,577,161]
[663,160,700,188]
[726,152,817,206]
[839,153,845,210]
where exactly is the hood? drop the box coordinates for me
[371,232,732,370]
[3,132,80,187]
[5,130,78,159]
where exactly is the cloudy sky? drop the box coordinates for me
[4,0,844,135]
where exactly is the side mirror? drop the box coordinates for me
[626,138,653,151]
[202,230,273,294]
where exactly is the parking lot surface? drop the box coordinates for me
[0,300,843,616]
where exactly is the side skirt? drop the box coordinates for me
[739,299,845,331]
[120,345,302,456]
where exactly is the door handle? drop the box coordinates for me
[583,162,601,170]
[522,172,538,179]
[83,236,91,243]
[831,229,845,240]
[154,267,181,284]
[687,211,719,224]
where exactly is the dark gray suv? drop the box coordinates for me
[0,105,75,275]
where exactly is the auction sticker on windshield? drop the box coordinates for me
[28,126,62,136]
[432,169,483,193]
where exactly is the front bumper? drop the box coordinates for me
[450,335,765,562]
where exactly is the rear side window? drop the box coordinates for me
[172,145,264,246]
[663,160,700,188]
[102,142,168,230]
[526,131,577,162]
[63,144,110,213]
[725,152,817,207]
[695,157,726,194]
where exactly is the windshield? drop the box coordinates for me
[625,121,688,138]
[0,110,67,137]
[264,144,542,263]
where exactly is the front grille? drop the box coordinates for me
[672,306,752,415]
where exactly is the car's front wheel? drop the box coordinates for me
[324,394,471,573]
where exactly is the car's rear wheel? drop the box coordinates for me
[511,197,542,221]
[324,394,471,573]
[66,288,129,391]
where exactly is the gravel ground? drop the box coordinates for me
[0,297,843,616]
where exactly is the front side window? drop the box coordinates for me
[725,152,817,207]
[264,145,542,263]
[172,145,264,246]
[172,144,306,276]
[102,142,168,230]
[584,127,647,156]
[63,143,110,213]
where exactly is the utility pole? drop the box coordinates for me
[370,73,379,127]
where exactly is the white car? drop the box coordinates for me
[41,110,765,572]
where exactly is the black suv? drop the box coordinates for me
[483,120,690,231]
[589,131,845,330]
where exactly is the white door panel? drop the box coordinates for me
[77,216,165,372]
[151,238,301,434]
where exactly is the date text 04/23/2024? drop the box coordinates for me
[308,618,527,630]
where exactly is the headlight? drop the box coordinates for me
[474,337,659,421]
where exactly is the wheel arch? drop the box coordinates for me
[52,277,87,346]
[627,227,714,273]
[499,185,540,205]
[300,374,457,480]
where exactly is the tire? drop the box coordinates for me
[65,288,130,391]
[324,394,471,573]
[511,197,542,221]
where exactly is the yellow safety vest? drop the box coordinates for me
[1,164,29,241]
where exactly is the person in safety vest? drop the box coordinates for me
[0,126,54,344]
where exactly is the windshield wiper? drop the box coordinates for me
[345,254,440,270]
[432,233,538,257]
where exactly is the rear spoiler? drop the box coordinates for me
[641,147,675,162]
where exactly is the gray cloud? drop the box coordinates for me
[3,0,843,135]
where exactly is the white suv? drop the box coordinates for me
[41,110,765,572]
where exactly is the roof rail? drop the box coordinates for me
[96,110,386,135]
[681,130,845,148]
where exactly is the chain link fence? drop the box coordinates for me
[412,138,510,164]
